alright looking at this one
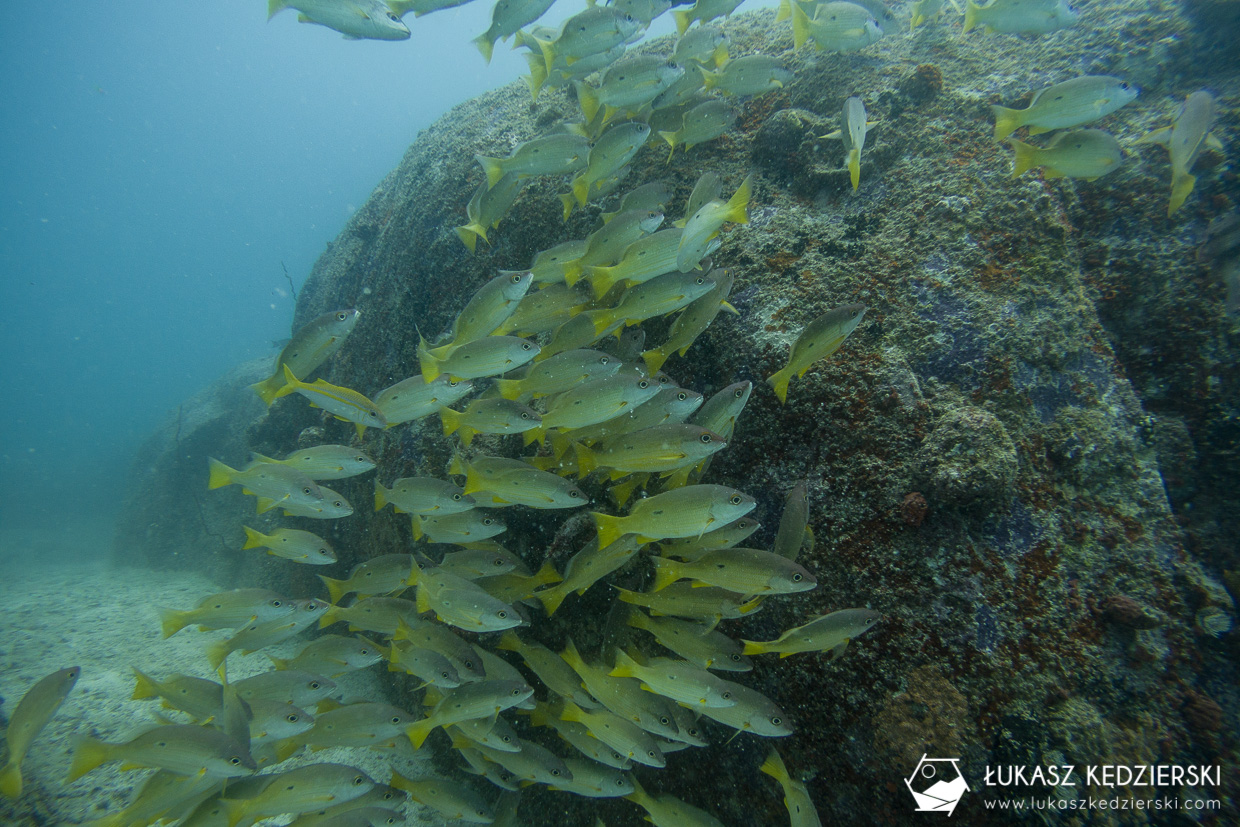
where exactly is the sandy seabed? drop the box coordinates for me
[0,529,448,827]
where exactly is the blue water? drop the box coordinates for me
[0,1,702,531]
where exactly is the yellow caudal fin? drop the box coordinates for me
[790,1,811,49]
[759,747,789,782]
[592,511,627,549]
[317,606,341,629]
[494,629,522,652]
[847,148,861,191]
[649,557,683,592]
[740,639,767,656]
[406,718,435,750]
[548,430,572,460]
[701,68,719,92]
[1168,170,1197,216]
[131,667,160,700]
[575,81,600,124]
[250,374,282,407]
[573,443,598,478]
[374,482,389,512]
[241,526,266,550]
[472,33,495,64]
[776,0,793,22]
[454,224,482,253]
[206,639,231,672]
[0,761,21,799]
[1008,139,1038,177]
[723,175,752,225]
[607,649,641,678]
[766,366,793,405]
[610,473,647,507]
[559,191,578,222]
[273,364,305,399]
[494,378,523,400]
[535,583,569,616]
[990,105,1022,141]
[319,575,346,606]
[157,607,190,639]
[267,0,290,20]
[1135,126,1171,147]
[962,0,981,32]
[416,333,441,382]
[673,10,692,35]
[571,174,591,208]
[474,154,504,188]
[207,458,235,490]
[440,407,462,437]
[66,737,111,783]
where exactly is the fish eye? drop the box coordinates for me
[792,573,803,582]
[678,392,688,400]
[722,691,732,700]
[334,500,344,507]
[647,750,657,758]
[287,714,300,722]
[730,654,742,662]
[511,688,522,695]
[660,716,671,725]
[361,648,370,655]
[483,518,494,525]
[601,356,610,364]
[521,343,532,350]
[309,681,321,689]
[696,278,705,284]
[771,716,782,725]
[551,768,562,776]
[730,495,742,505]
[569,490,581,497]
[390,716,401,724]
[449,380,459,386]
[387,12,399,21]
[336,312,348,321]
[442,671,451,679]
[453,493,462,500]
[353,775,366,785]
[465,660,475,669]
[272,600,283,607]
[521,412,531,419]
[370,411,379,418]
[498,610,508,618]
[638,380,649,388]
[733,389,743,398]
[700,433,712,443]
[510,274,522,283]
[303,487,313,495]
[494,558,505,566]
[230,756,242,765]
[319,548,329,555]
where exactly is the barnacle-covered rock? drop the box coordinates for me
[916,407,1018,515]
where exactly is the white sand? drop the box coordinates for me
[0,535,453,827]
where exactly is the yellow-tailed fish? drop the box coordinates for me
[265,483,353,519]
[449,714,521,753]
[659,99,737,160]
[658,515,760,560]
[457,745,521,790]
[676,175,750,272]
[673,0,744,34]
[406,680,534,749]
[586,227,685,298]
[375,477,473,516]
[609,0,673,25]
[131,669,222,720]
[439,546,525,579]
[242,526,335,565]
[652,64,707,112]
[457,736,572,785]
[565,208,665,286]
[269,634,385,676]
[473,0,558,62]
[374,374,474,426]
[267,0,410,40]
[551,758,635,798]
[273,366,386,438]
[625,610,751,671]
[220,764,374,826]
[233,670,336,708]
[559,701,666,768]
[626,777,724,827]
[529,705,632,768]
[454,454,587,508]
[474,133,590,188]
[579,58,683,124]
[525,239,589,285]
[557,641,681,741]
[206,598,330,671]
[641,268,736,374]
[651,547,816,595]
[538,313,616,362]
[415,566,523,632]
[388,0,474,17]
[476,648,532,690]
[821,96,875,191]
[742,608,882,657]
[964,0,1078,34]
[701,54,793,96]
[910,0,945,29]
[495,631,600,707]
[246,699,313,746]
[76,771,222,827]
[588,271,718,335]
[0,667,80,798]
[773,481,814,561]
[455,173,526,253]
[494,348,619,400]
[532,374,663,445]
[67,724,255,782]
[250,309,359,406]
[569,122,653,207]
[388,639,463,688]
[533,536,642,616]
[429,271,534,359]
[560,387,704,452]
[249,445,375,480]
[413,509,506,545]
[1009,128,1123,180]
[602,180,673,224]
[418,334,539,382]
[992,75,1138,141]
[659,379,751,489]
[158,589,293,638]
[791,1,883,52]
[673,24,729,66]
[534,7,642,76]
[318,554,413,604]
[475,559,564,604]
[767,303,868,404]
[207,458,324,511]
[614,583,762,628]
[675,171,722,229]
[493,282,591,338]
[393,616,487,680]
[1137,90,1221,215]
[592,483,754,547]
[441,398,541,446]
[292,703,418,750]
[575,424,727,480]
[761,746,823,826]
[389,772,493,823]
[609,650,737,708]
[696,681,792,736]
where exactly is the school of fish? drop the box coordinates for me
[4,0,1229,824]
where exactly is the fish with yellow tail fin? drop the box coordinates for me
[615,583,763,629]
[558,701,667,767]
[821,96,876,191]
[533,7,641,77]
[766,303,867,404]
[761,747,823,826]
[649,547,817,595]
[242,525,336,565]
[267,0,410,40]
[963,0,1077,34]
[586,228,684,298]
[773,481,814,562]
[474,133,590,189]
[207,457,325,514]
[586,271,718,336]
[272,365,386,439]
[248,444,374,480]
[390,771,494,823]
[494,348,619,400]
[790,1,883,53]
[659,99,737,160]
[529,374,662,447]
[0,667,79,798]
[250,308,359,406]
[131,669,222,719]
[455,173,525,253]
[570,122,650,208]
[625,609,752,671]
[626,776,726,827]
[673,24,730,67]
[1137,90,1222,216]
[677,174,750,272]
[156,588,292,638]
[578,57,684,126]
[742,608,882,658]
[440,398,541,446]
[319,596,420,634]
[268,634,386,676]
[375,477,473,516]
[910,0,945,29]
[496,631,599,708]
[473,0,558,63]
[205,598,330,671]
[317,554,413,604]
[991,75,1138,141]
[218,764,374,826]
[701,55,793,96]
[67,724,255,782]
[642,268,736,374]
[1008,129,1123,180]
[592,484,755,547]
[418,333,539,382]
[414,509,506,546]
[405,681,534,749]
[532,535,641,616]
[576,423,727,481]
[454,454,588,508]
[696,680,792,737]
[673,0,744,34]
[609,650,738,708]
[375,374,473,426]
[429,271,534,360]
[659,515,760,560]
[521,238,588,283]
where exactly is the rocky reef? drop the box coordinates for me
[114,5,1238,824]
